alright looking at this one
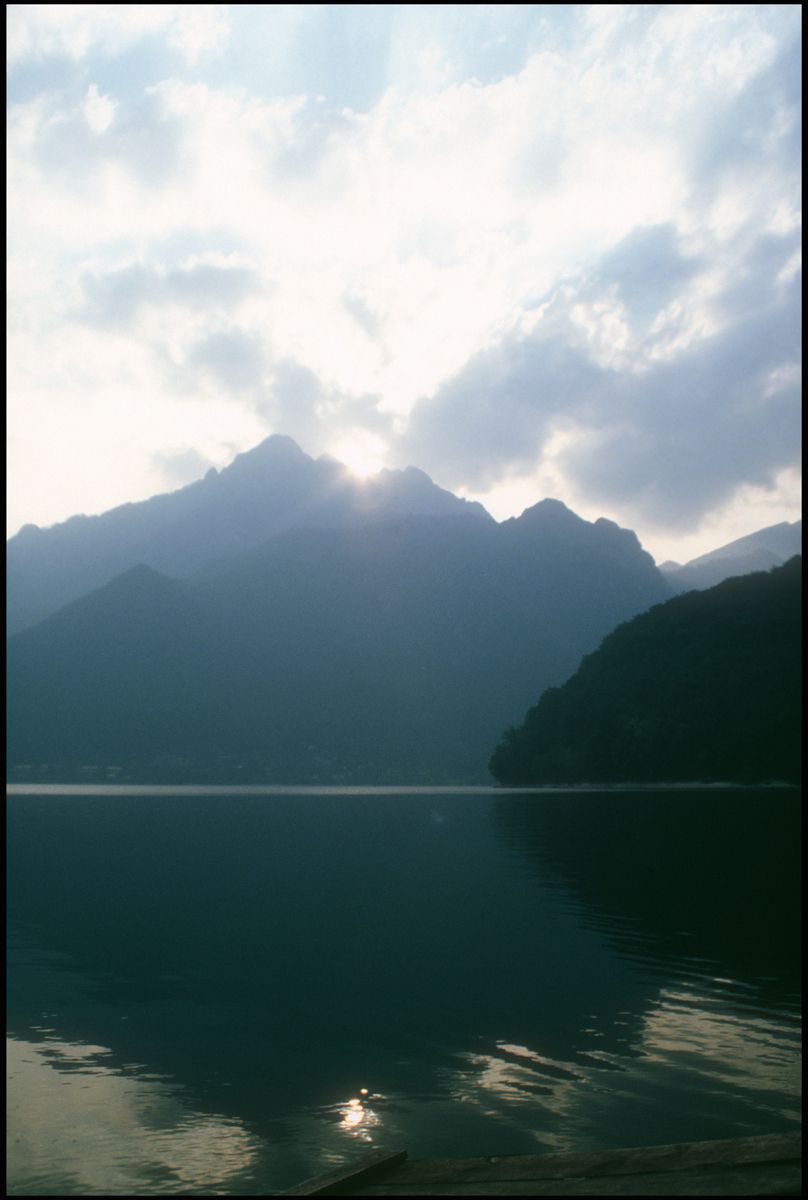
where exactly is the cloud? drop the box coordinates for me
[167,5,230,65]
[688,31,801,192]
[399,219,801,533]
[560,307,801,531]
[151,446,217,488]
[260,360,393,461]
[80,258,261,328]
[7,5,229,68]
[6,4,802,550]
[182,329,267,397]
[592,224,704,332]
[397,326,606,491]
[29,81,187,190]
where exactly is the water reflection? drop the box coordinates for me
[439,983,800,1153]
[493,789,801,1005]
[7,1035,259,1196]
[639,987,801,1100]
[7,788,801,1193]
[334,1089,383,1140]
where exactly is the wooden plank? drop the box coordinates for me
[359,1162,802,1195]
[372,1133,801,1187]
[281,1148,408,1196]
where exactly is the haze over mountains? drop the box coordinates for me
[659,520,802,593]
[9,433,798,784]
[6,435,488,636]
[7,436,674,783]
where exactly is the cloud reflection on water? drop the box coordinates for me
[7,1035,259,1196]
[438,978,801,1154]
[639,986,801,1100]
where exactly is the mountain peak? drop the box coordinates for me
[7,433,495,632]
[518,498,582,524]
[104,563,178,595]
[227,435,307,474]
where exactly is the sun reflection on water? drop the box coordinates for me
[335,1088,383,1141]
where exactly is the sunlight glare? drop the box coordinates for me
[341,1098,365,1128]
[331,432,387,479]
[336,1090,383,1139]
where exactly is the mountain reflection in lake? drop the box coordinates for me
[7,788,801,1195]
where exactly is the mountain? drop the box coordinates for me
[6,435,490,635]
[659,520,802,592]
[489,557,802,786]
[7,500,671,784]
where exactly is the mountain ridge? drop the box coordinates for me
[10,432,794,631]
[6,435,491,634]
[660,519,802,592]
[8,498,671,784]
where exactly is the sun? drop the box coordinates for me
[331,432,387,479]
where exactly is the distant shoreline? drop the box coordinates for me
[6,781,798,796]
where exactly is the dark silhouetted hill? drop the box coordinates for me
[660,520,801,592]
[7,500,670,784]
[6,435,490,635]
[490,557,801,786]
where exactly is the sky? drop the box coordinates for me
[7,4,802,564]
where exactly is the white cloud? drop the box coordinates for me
[167,4,230,64]
[7,4,230,67]
[82,83,117,134]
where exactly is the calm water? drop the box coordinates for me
[7,787,801,1195]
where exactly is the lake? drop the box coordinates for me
[6,786,801,1195]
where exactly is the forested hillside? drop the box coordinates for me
[490,557,801,786]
